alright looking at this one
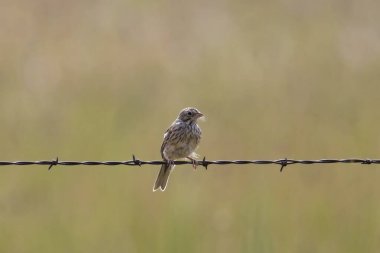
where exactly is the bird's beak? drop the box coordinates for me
[197,112,204,118]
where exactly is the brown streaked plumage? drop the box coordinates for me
[153,107,204,191]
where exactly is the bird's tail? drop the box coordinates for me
[153,163,173,191]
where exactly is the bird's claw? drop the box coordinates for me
[187,157,198,170]
[166,160,175,167]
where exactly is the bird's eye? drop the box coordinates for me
[187,111,192,116]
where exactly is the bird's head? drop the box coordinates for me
[177,107,204,124]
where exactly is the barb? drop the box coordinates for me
[0,157,379,171]
[48,157,59,170]
[280,158,288,172]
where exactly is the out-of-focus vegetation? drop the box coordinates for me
[1,0,380,252]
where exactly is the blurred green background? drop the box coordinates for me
[1,0,380,252]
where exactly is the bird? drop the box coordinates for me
[153,107,204,191]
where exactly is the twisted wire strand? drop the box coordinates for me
[0,156,379,171]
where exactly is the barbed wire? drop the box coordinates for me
[0,156,379,172]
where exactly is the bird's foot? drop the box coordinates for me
[165,160,175,167]
[187,157,198,170]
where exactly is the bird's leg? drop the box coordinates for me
[187,157,198,170]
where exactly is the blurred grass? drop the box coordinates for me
[1,0,380,252]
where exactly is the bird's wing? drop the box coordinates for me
[160,121,182,159]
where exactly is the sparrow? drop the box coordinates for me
[153,107,203,191]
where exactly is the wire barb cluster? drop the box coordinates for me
[0,156,379,171]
